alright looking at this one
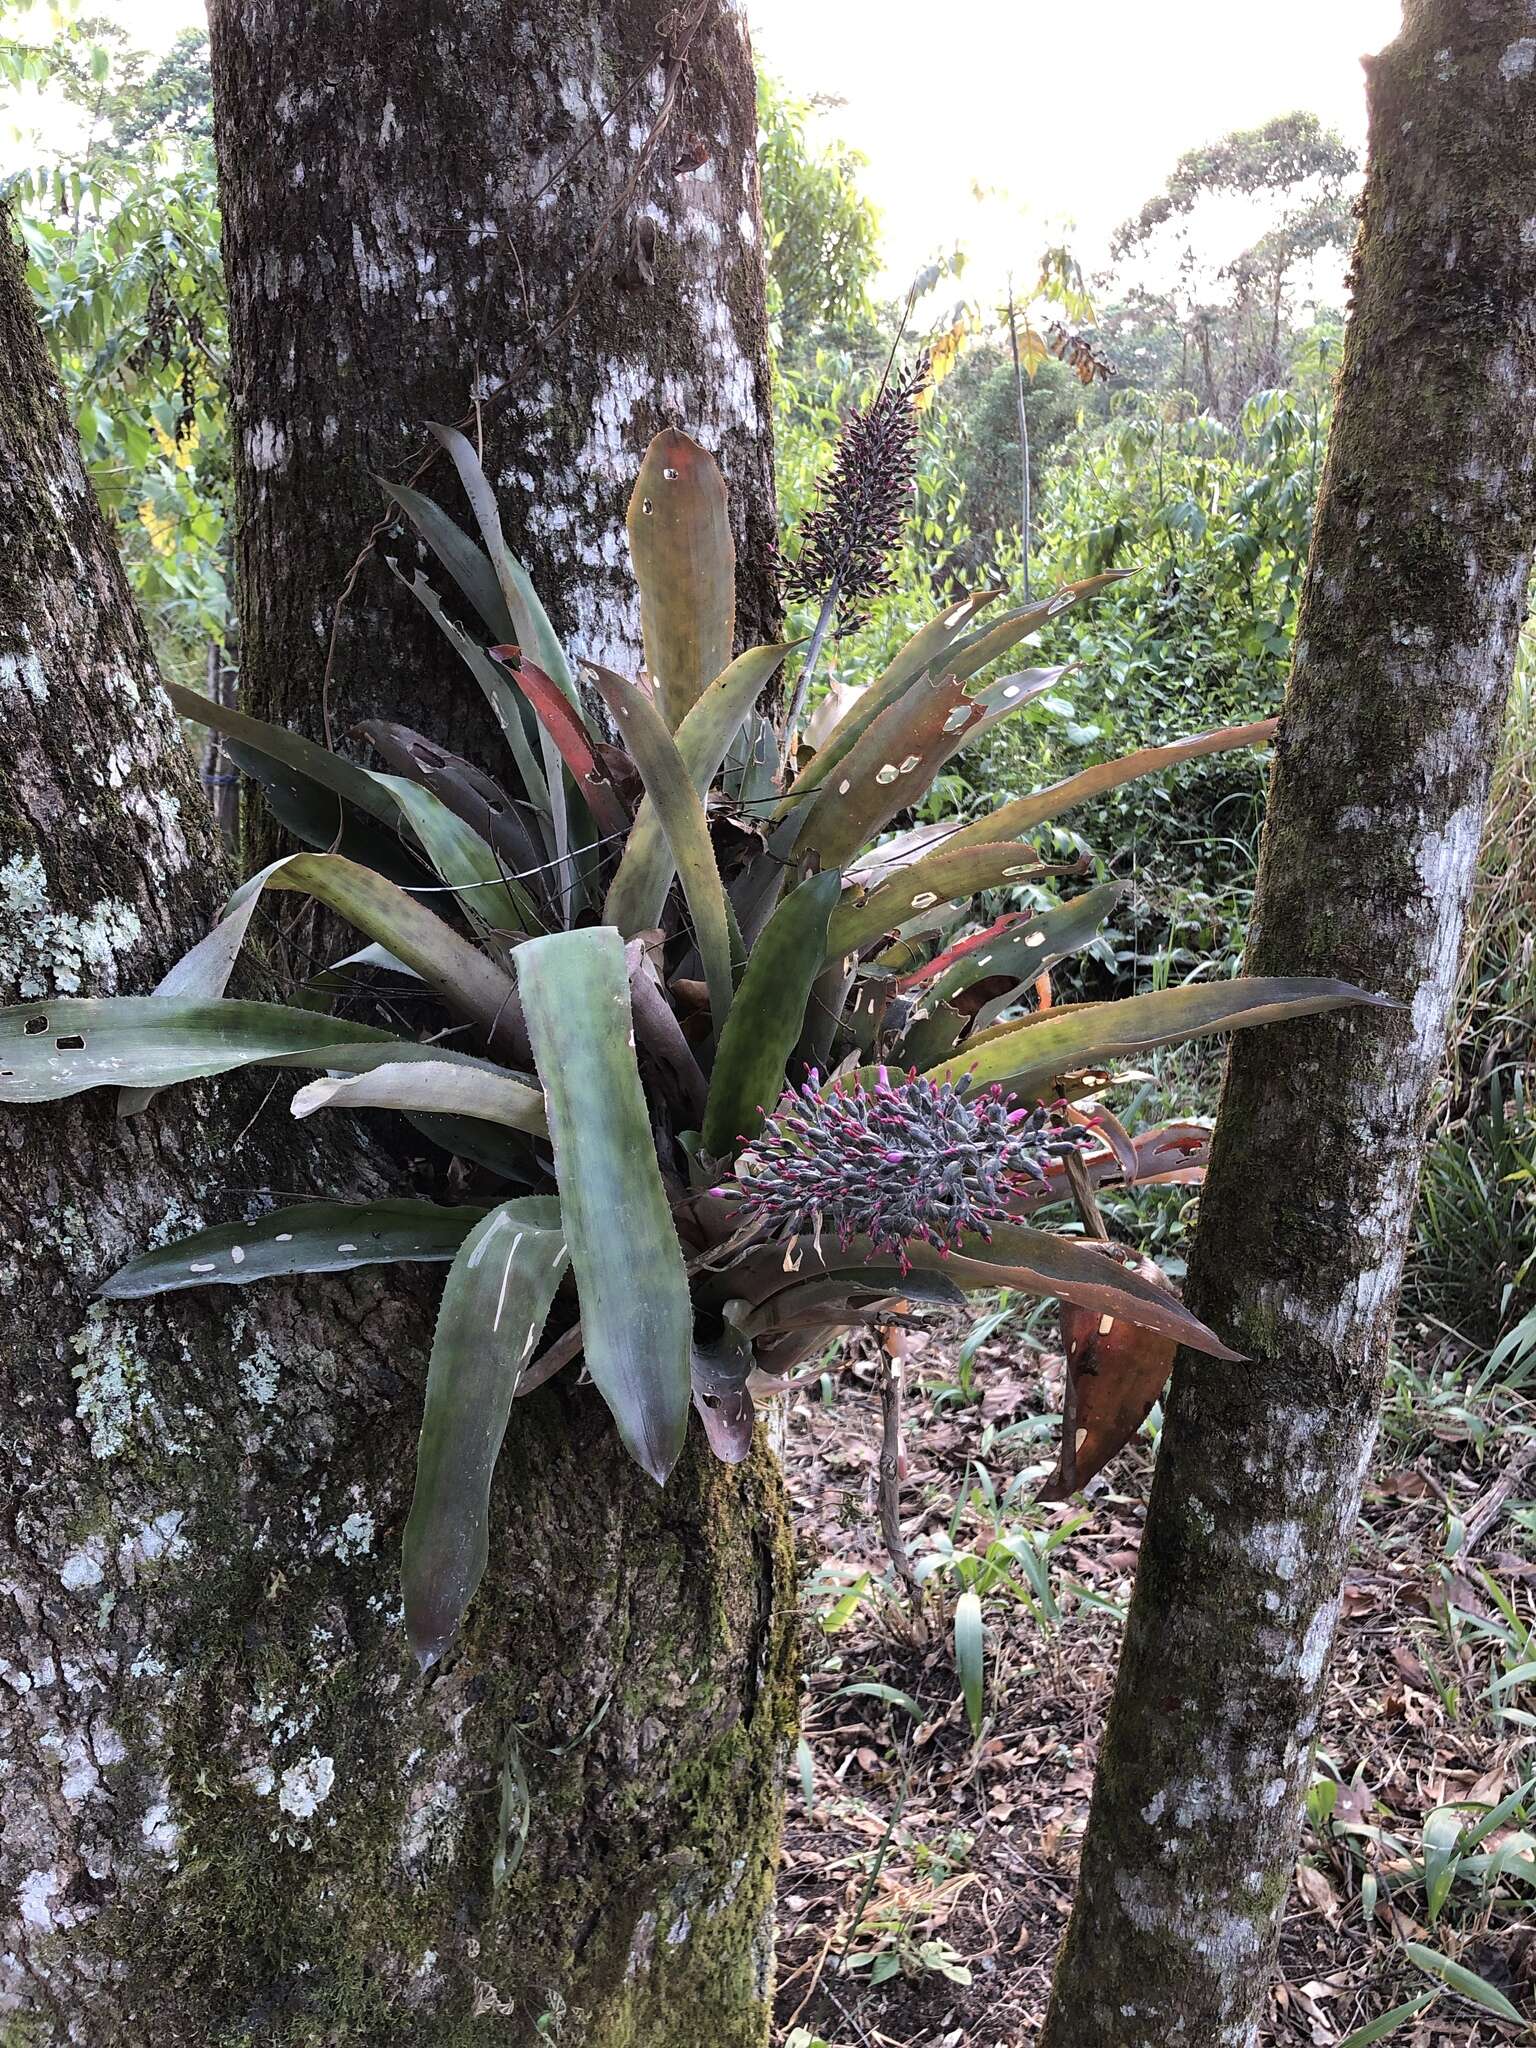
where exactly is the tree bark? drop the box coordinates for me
[208,0,779,843]
[2,1,797,2036]
[1040,9,1536,2045]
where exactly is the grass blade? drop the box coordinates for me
[955,1589,985,1736]
[1337,1992,1439,2046]
[1403,1943,1527,2027]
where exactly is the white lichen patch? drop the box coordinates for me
[0,852,144,998]
[332,1510,375,1561]
[278,1750,336,1820]
[238,1334,282,1410]
[59,1540,106,1592]
[0,639,48,703]
[71,1305,156,1459]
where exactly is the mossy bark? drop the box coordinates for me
[1,1,798,2031]
[1041,9,1536,2045]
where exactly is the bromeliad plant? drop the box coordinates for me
[0,404,1381,1668]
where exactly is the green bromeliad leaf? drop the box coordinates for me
[426,422,581,706]
[586,665,736,1046]
[824,843,1067,961]
[0,996,483,1104]
[627,427,736,730]
[98,1200,491,1298]
[223,852,526,1058]
[702,867,842,1159]
[289,1059,548,1137]
[922,978,1393,1098]
[368,774,536,940]
[402,1196,569,1669]
[167,681,401,831]
[605,640,790,935]
[516,927,693,1483]
[376,474,517,644]
[939,719,1280,853]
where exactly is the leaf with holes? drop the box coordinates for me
[516,927,692,1483]
[1038,1253,1182,1500]
[901,884,1122,1016]
[403,1197,568,1667]
[99,1200,491,1298]
[941,570,1131,683]
[780,586,1003,812]
[357,715,550,884]
[793,671,988,868]
[0,997,483,1104]
[825,842,1069,961]
[691,1319,756,1463]
[628,427,735,729]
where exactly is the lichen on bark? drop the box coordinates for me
[1040,8,1536,2045]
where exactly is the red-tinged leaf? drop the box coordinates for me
[1038,1251,1181,1500]
[940,1222,1241,1358]
[1009,1121,1212,1212]
[896,910,1026,992]
[491,649,632,841]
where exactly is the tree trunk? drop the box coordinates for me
[208,0,779,841]
[201,2,794,2039]
[1041,9,1536,2044]
[2,1,798,2034]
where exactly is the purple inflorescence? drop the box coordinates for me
[719,1068,1091,1269]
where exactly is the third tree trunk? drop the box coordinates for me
[1042,6,1536,2043]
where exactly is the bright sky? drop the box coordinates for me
[748,0,1403,298]
[9,0,1405,297]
